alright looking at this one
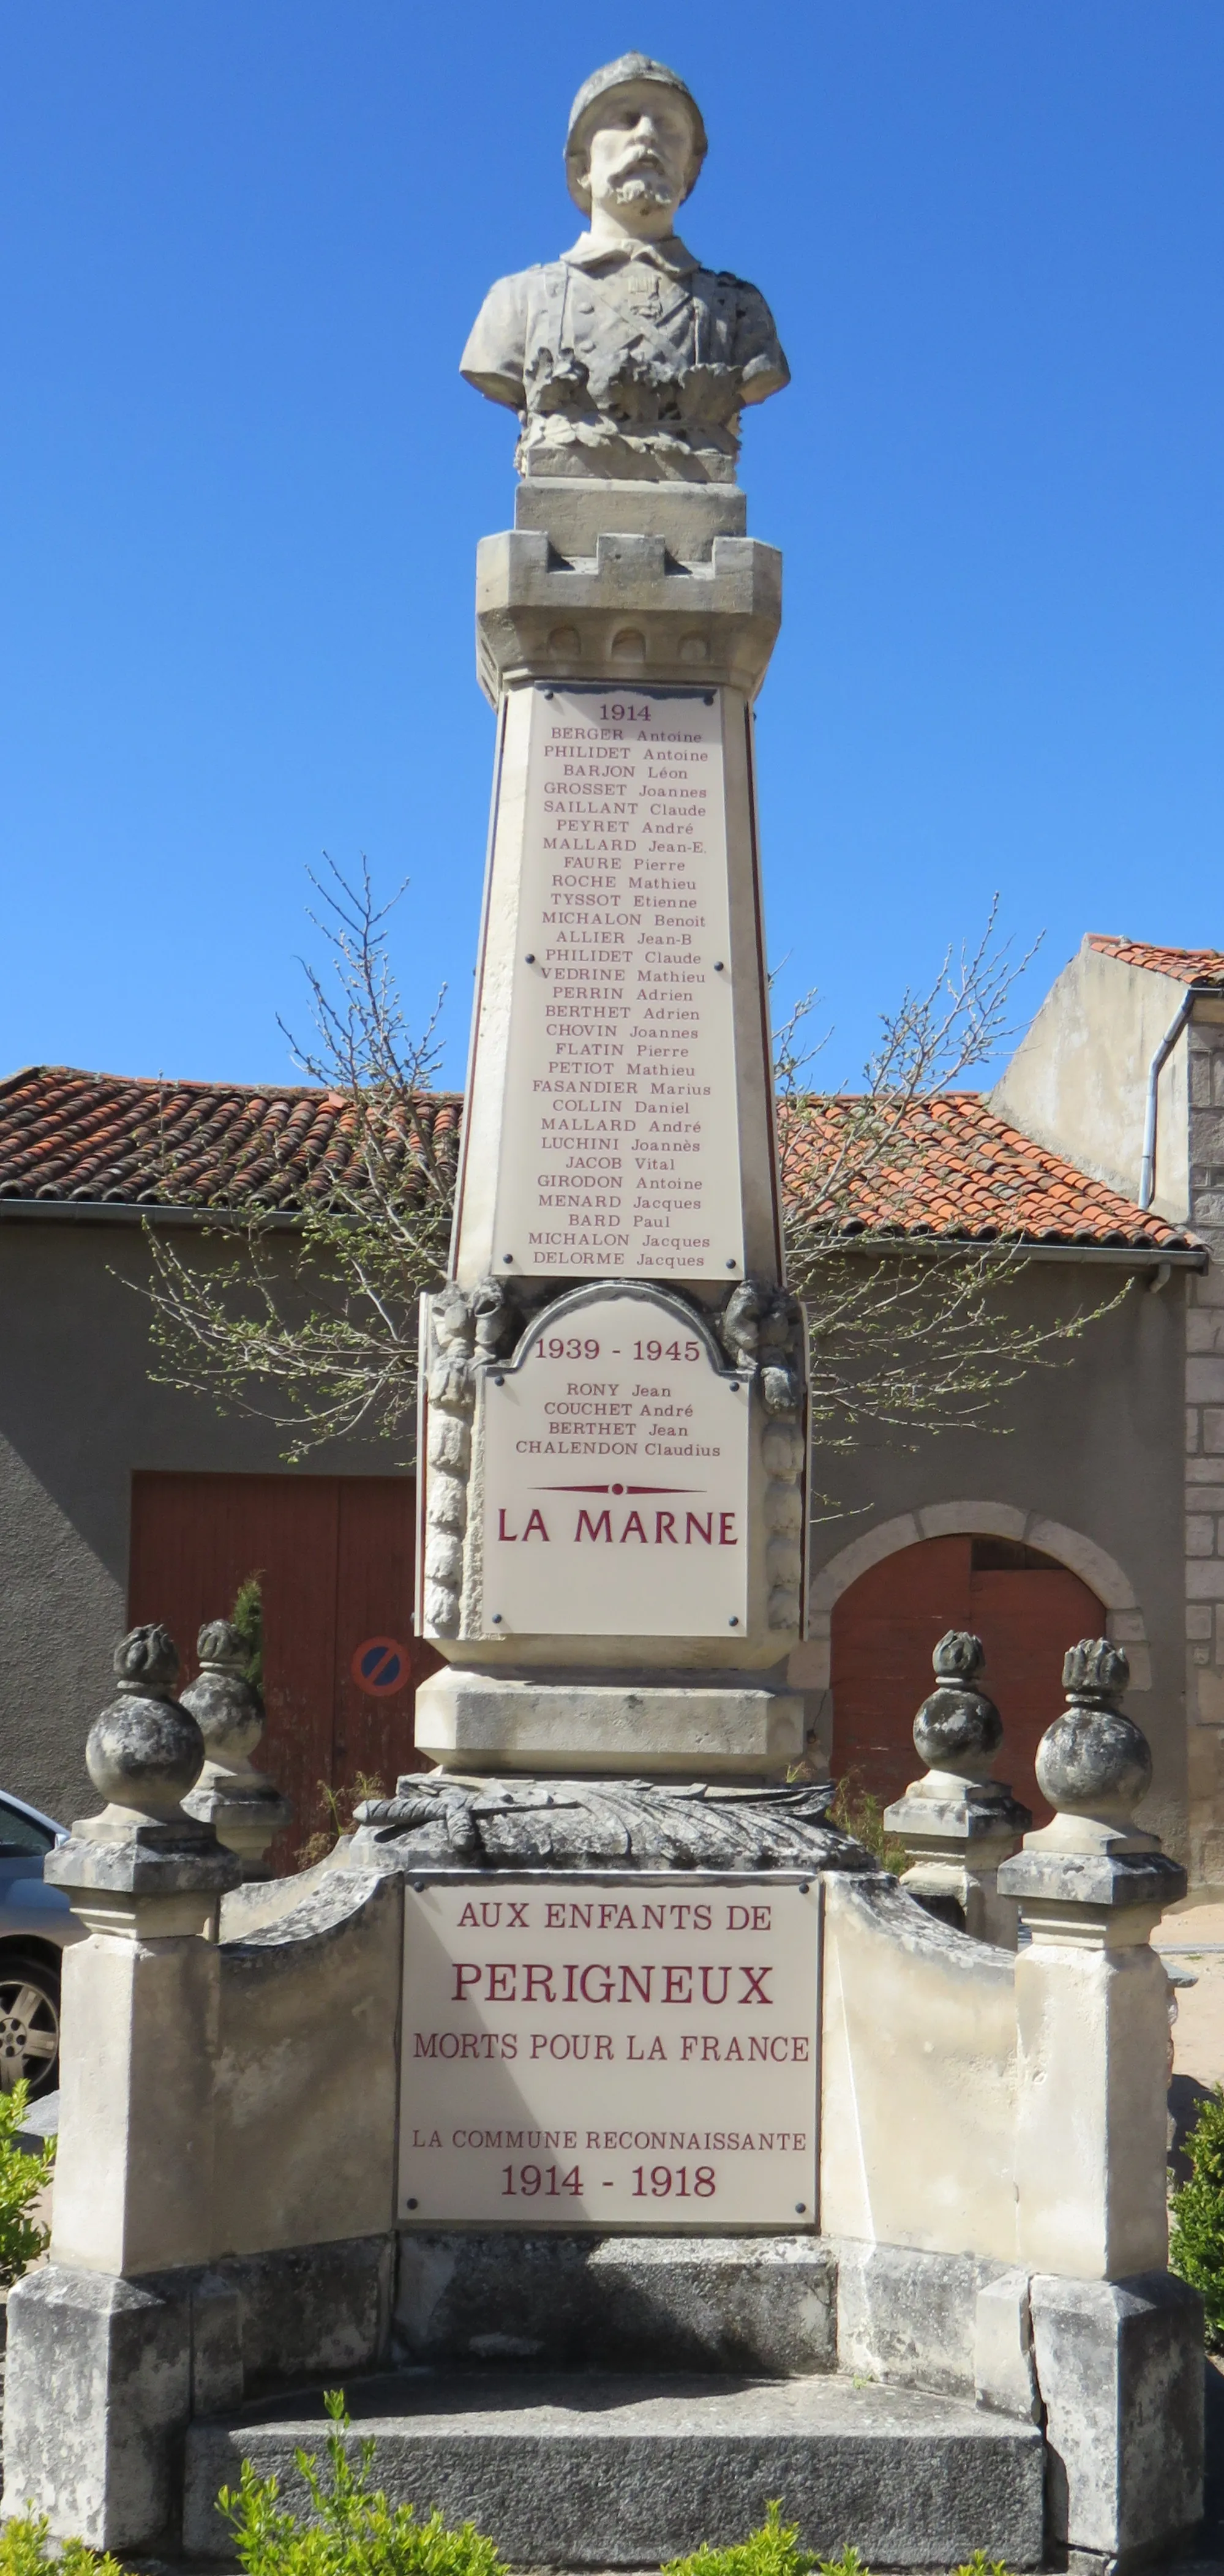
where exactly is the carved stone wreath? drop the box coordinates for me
[348,1773,873,1876]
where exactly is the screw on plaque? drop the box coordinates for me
[503,1254,514,1264]
[726,1259,737,1269]
[525,953,536,963]
[713,960,726,971]
[729,1616,740,1627]
[491,1614,503,1625]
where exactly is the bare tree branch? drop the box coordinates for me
[134,875,1124,1468]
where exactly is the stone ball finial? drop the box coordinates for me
[87,1624,205,1822]
[1035,1635,1151,1825]
[195,1618,247,1672]
[932,1631,986,1684]
[181,1620,265,1772]
[1062,1636,1131,1702]
[112,1622,180,1696]
[912,1631,1003,1780]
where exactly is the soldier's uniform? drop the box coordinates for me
[460,231,789,482]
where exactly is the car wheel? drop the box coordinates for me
[0,1952,61,2098]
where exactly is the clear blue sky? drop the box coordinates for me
[3,1,1222,1091]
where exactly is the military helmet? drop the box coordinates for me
[564,54,708,214]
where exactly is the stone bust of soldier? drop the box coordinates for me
[460,53,789,485]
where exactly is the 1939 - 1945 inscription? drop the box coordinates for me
[478,1287,750,1636]
[487,686,745,1280]
[399,1874,819,2228]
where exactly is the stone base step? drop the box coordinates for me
[183,2370,1045,2569]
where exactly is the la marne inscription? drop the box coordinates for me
[399,1876,819,2227]
[475,687,746,1282]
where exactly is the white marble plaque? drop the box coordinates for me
[399,1874,819,2228]
[490,686,743,1281]
[479,1289,749,1638]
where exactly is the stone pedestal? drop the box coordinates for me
[885,1632,1030,1945]
[998,1639,1202,2565]
[1030,2271,1203,2572]
[181,1618,291,1878]
[4,2269,193,2550]
[999,1642,1186,2280]
[419,481,805,1779]
[2,1625,241,2552]
[414,1663,805,1777]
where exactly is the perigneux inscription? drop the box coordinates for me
[399,1874,819,2227]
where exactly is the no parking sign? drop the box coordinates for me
[350,1636,411,1697]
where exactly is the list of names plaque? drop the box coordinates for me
[489,686,744,1281]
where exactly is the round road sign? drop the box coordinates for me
[350,1636,411,1697]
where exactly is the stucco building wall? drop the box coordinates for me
[0,1215,394,1823]
[1184,998,1224,1886]
[991,941,1190,1222]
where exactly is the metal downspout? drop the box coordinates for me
[1138,988,1193,1210]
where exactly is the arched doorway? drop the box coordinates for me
[829,1533,1105,1822]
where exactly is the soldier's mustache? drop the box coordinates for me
[611,145,667,177]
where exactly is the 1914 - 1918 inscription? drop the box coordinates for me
[399,1874,819,2228]
[489,686,744,1280]
[479,1287,749,1636]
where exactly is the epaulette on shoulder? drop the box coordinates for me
[711,269,760,292]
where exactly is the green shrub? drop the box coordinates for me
[1170,2082,1224,2347]
[661,2499,879,2576]
[218,2391,506,2576]
[828,1773,907,1876]
[0,2510,123,2576]
[230,1571,265,1693]
[0,2081,55,2288]
[661,2508,1020,2576]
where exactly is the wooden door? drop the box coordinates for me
[830,1534,1105,1822]
[129,1472,437,1865]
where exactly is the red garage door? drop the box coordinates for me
[830,1533,1105,1824]
[129,1472,438,1866]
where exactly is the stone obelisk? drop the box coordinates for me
[414,53,806,1780]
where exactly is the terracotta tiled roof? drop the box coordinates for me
[0,1066,461,1210]
[1088,935,1224,988]
[786,1093,1197,1251]
[0,1065,1198,1252]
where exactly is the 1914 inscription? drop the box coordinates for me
[490,687,743,1279]
[479,1289,749,1636]
[399,1875,819,2228]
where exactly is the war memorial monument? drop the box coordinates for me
[1,56,1207,2573]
